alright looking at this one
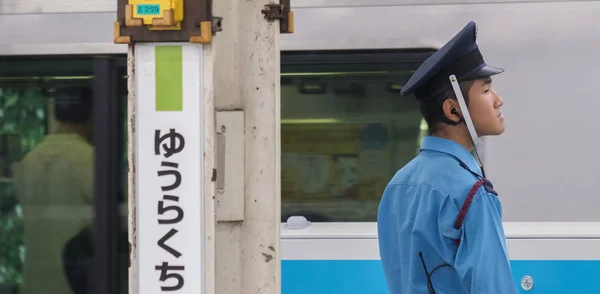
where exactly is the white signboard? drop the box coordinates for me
[135,43,204,293]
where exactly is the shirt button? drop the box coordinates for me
[443,227,451,235]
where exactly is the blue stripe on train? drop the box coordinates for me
[281,260,600,294]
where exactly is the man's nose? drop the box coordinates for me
[494,90,504,107]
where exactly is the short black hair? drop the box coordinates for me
[53,87,93,124]
[419,79,474,135]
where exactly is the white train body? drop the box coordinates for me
[3,0,600,293]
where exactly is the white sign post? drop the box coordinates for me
[135,43,205,293]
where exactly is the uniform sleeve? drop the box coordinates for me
[453,190,518,294]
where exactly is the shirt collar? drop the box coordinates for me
[419,136,482,176]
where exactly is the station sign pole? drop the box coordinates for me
[115,1,215,293]
[115,0,293,293]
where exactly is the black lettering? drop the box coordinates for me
[155,262,185,291]
[158,200,184,224]
[157,228,182,258]
[161,162,178,168]
[155,129,185,158]
[157,162,181,191]
[163,195,179,202]
[154,130,186,291]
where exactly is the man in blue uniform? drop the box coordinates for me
[377,21,518,293]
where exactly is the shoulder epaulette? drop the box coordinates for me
[458,161,498,196]
[453,179,485,246]
[453,161,499,246]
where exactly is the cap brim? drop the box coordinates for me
[466,64,504,79]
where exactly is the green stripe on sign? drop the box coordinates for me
[155,46,183,111]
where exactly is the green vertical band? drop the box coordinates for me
[155,46,183,111]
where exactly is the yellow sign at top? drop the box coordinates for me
[126,0,183,30]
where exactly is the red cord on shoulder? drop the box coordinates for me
[453,179,485,246]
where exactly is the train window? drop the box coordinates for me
[280,50,435,222]
[0,57,127,294]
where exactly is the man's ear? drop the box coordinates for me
[442,98,462,123]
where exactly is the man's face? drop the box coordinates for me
[468,77,505,136]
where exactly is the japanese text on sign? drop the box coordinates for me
[154,128,186,291]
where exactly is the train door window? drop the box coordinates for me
[280,50,435,222]
[0,56,126,294]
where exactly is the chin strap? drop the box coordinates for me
[448,74,485,172]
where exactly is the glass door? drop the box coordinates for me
[0,55,127,294]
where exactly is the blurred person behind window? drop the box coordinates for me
[15,86,94,294]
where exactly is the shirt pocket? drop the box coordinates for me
[440,225,462,253]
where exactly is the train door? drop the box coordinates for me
[0,55,127,294]
[279,49,435,294]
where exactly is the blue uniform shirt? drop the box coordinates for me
[377,136,517,294]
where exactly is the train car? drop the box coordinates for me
[2,0,600,293]
[279,1,600,293]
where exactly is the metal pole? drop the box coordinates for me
[116,1,216,293]
[212,0,291,292]
[117,0,291,292]
[126,45,138,294]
